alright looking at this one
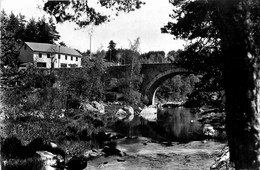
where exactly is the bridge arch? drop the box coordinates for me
[144,69,191,105]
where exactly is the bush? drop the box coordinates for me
[1,136,22,159]
[1,137,45,170]
[2,157,44,170]
[61,110,105,142]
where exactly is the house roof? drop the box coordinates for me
[24,42,82,57]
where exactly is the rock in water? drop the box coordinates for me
[67,155,88,170]
[115,105,134,121]
[140,106,157,121]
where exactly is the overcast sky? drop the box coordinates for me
[1,0,185,54]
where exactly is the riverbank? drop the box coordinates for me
[1,102,226,169]
[86,137,226,170]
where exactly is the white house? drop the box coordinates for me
[19,42,82,68]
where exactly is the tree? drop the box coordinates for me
[0,11,22,83]
[117,48,136,65]
[162,0,224,107]
[166,50,183,63]
[140,51,166,63]
[163,0,260,168]
[43,0,145,27]
[21,17,60,44]
[36,17,60,43]
[105,40,117,62]
[217,1,260,168]
[22,18,38,42]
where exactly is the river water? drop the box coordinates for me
[113,107,204,142]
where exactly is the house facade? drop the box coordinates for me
[19,42,82,68]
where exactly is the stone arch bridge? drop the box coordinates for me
[107,63,191,105]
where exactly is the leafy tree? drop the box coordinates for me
[123,38,143,104]
[116,48,136,65]
[166,50,183,63]
[5,12,26,43]
[140,51,166,63]
[163,0,260,168]
[105,40,117,62]
[21,17,60,44]
[22,18,38,42]
[43,0,145,27]
[156,74,199,102]
[58,51,107,108]
[0,11,22,83]
[109,38,143,104]
[35,17,60,43]
[162,0,223,107]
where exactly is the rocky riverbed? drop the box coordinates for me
[86,137,226,170]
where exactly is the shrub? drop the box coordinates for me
[1,136,22,159]
[2,157,44,170]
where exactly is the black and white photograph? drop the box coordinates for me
[1,0,260,169]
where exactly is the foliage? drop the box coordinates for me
[1,136,22,159]
[1,157,44,170]
[61,110,105,142]
[21,17,60,44]
[123,38,143,104]
[0,11,60,46]
[1,65,60,118]
[0,11,21,80]
[105,40,118,62]
[116,48,137,65]
[156,74,200,103]
[162,0,260,168]
[166,49,183,63]
[43,0,145,27]
[161,0,224,107]
[140,51,166,63]
[58,51,107,108]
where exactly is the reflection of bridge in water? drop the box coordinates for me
[108,63,191,105]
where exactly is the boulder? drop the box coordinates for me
[66,155,88,170]
[115,106,134,121]
[139,106,157,121]
[84,149,103,159]
[80,101,105,114]
[101,141,125,157]
[115,109,128,120]
[36,151,59,170]
[81,103,97,112]
[203,124,215,138]
[91,101,105,114]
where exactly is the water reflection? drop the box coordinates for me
[113,107,203,142]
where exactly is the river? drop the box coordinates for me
[113,106,204,142]
[87,106,225,169]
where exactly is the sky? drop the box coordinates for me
[1,0,185,54]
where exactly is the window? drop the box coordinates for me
[71,56,73,60]
[61,63,67,68]
[69,64,77,68]
[39,53,42,58]
[58,54,60,59]
[37,62,46,68]
[65,55,67,60]
[76,57,78,61]
[24,45,27,50]
[47,53,50,58]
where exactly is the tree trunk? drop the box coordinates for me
[218,0,260,169]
